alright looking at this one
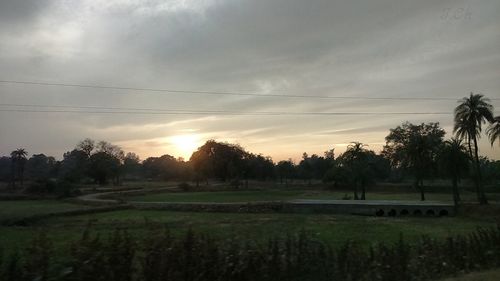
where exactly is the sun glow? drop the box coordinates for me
[170,134,201,160]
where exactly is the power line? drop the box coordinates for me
[0,109,453,116]
[0,103,454,115]
[0,103,453,115]
[2,79,498,101]
[0,103,249,113]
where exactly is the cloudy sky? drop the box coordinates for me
[0,0,499,161]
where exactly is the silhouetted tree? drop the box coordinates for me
[438,138,470,207]
[298,153,331,185]
[189,140,247,182]
[26,154,56,181]
[337,142,376,200]
[142,155,182,181]
[276,159,295,186]
[59,149,89,183]
[479,157,500,185]
[122,152,141,180]
[298,153,313,185]
[0,156,11,181]
[77,138,95,158]
[453,117,474,159]
[246,154,275,181]
[88,152,121,185]
[487,116,500,146]
[10,148,28,188]
[96,141,124,160]
[383,122,445,201]
[454,93,494,204]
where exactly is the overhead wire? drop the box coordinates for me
[2,79,498,101]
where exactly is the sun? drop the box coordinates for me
[170,134,200,159]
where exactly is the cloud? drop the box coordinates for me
[0,0,499,161]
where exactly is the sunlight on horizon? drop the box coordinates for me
[169,134,202,160]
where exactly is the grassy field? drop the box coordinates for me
[0,199,93,221]
[0,206,497,254]
[126,189,500,203]
[0,188,499,259]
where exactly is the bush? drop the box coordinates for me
[25,179,57,194]
[178,182,192,191]
[1,225,500,281]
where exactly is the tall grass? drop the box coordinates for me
[1,224,499,281]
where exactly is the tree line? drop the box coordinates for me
[1,93,499,203]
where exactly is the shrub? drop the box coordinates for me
[178,182,192,191]
[2,225,500,281]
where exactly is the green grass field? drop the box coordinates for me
[0,207,497,254]
[126,189,500,203]
[0,199,93,221]
[0,188,499,258]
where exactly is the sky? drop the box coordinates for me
[0,0,499,162]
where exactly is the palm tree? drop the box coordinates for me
[454,117,475,159]
[438,138,470,208]
[454,93,494,204]
[487,116,500,146]
[10,148,28,188]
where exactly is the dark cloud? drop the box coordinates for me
[0,1,50,25]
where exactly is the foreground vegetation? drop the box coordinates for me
[1,223,499,281]
[0,193,498,280]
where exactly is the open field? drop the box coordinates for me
[0,206,497,254]
[0,188,499,280]
[125,189,500,203]
[0,199,94,222]
[0,188,499,261]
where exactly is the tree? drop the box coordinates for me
[298,153,331,185]
[189,140,247,182]
[245,154,275,181]
[122,152,141,180]
[276,159,295,186]
[453,117,475,159]
[76,138,95,158]
[10,148,28,188]
[337,142,375,200]
[438,138,470,207]
[96,141,124,161]
[88,152,121,185]
[479,157,500,185]
[383,122,445,201]
[142,154,181,181]
[454,93,494,204]
[0,156,11,182]
[59,149,89,183]
[26,154,56,180]
[487,116,500,146]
